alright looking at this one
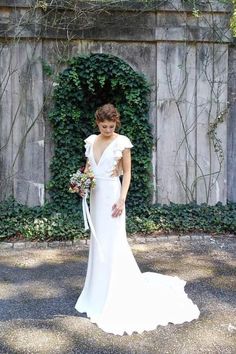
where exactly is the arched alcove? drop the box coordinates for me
[48,53,153,212]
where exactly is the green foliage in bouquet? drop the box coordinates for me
[47,53,153,212]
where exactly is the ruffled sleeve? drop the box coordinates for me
[122,136,133,149]
[113,135,133,159]
[84,134,96,157]
[110,135,133,176]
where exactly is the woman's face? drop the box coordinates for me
[97,120,116,137]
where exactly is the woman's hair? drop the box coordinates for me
[95,103,121,128]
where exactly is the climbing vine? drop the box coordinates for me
[182,0,236,37]
[47,53,153,212]
[207,109,227,165]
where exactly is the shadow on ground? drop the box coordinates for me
[0,237,235,354]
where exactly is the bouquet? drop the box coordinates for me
[69,167,96,198]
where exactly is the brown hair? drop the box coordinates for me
[95,103,121,128]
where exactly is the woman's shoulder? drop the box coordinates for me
[84,134,97,144]
[84,135,97,157]
[116,134,133,149]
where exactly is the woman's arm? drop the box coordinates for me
[83,159,89,173]
[119,148,132,202]
[111,148,132,217]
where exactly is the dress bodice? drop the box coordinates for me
[84,134,133,178]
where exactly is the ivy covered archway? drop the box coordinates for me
[47,53,153,213]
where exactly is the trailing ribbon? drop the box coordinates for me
[82,192,105,262]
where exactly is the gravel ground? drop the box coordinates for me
[0,236,235,354]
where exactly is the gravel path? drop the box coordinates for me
[0,236,235,354]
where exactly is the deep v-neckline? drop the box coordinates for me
[92,134,119,167]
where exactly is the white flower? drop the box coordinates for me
[52,82,59,87]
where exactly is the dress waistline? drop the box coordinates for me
[95,176,120,181]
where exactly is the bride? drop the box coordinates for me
[74,103,200,335]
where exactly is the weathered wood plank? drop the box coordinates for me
[196,43,228,204]
[227,45,236,202]
[0,6,232,43]
[156,43,188,204]
[0,0,231,12]
[184,45,197,203]
[0,0,33,6]
[0,43,13,200]
[11,40,45,206]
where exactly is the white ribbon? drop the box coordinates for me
[82,192,105,262]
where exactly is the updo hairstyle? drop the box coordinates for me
[95,103,121,128]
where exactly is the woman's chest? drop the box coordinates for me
[89,142,123,177]
[93,141,113,166]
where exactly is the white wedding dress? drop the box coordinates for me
[74,134,200,335]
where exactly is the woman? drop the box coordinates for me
[74,103,200,335]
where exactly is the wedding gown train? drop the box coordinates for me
[74,134,200,335]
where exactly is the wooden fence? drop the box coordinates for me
[0,0,235,206]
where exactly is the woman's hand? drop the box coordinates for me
[111,198,125,217]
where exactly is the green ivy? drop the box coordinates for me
[0,197,235,241]
[127,201,236,234]
[0,196,86,241]
[47,53,153,212]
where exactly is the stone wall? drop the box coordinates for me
[0,0,235,206]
